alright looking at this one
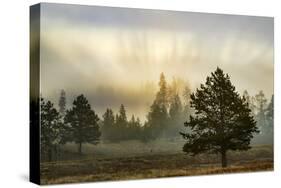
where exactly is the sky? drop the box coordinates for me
[39,3,274,121]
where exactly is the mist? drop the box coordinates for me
[39,3,274,121]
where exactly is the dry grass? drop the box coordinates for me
[41,160,273,184]
[40,144,273,185]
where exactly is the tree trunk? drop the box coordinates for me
[57,144,60,160]
[78,142,82,155]
[48,146,52,162]
[54,145,57,161]
[221,150,227,167]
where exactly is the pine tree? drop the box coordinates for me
[40,98,62,161]
[64,94,101,155]
[131,115,142,140]
[255,90,267,112]
[102,108,115,141]
[141,121,153,142]
[58,89,66,116]
[55,89,67,158]
[180,67,258,167]
[146,73,169,139]
[115,104,128,140]
[155,72,169,108]
[168,93,183,137]
[136,117,141,128]
[266,95,274,121]
[118,104,127,123]
[242,90,256,114]
[265,95,274,135]
[255,90,267,135]
[147,101,168,138]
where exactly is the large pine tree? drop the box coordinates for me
[64,94,101,155]
[40,98,62,161]
[180,67,258,167]
[146,73,169,138]
[155,72,169,107]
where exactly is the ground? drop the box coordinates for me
[40,140,273,185]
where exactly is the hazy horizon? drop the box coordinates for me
[39,3,274,121]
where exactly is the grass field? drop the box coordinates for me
[40,141,273,185]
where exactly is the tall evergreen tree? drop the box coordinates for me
[64,94,101,155]
[146,73,169,138]
[255,90,268,134]
[118,104,127,123]
[56,89,67,157]
[40,98,62,161]
[265,95,274,135]
[128,115,142,140]
[155,72,169,108]
[255,90,267,113]
[115,104,128,140]
[58,89,66,116]
[102,108,115,141]
[180,67,258,167]
[168,93,183,137]
[147,101,169,138]
[266,95,274,121]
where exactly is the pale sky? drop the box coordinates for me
[39,3,274,121]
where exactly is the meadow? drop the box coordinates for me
[40,140,273,185]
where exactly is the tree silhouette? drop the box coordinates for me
[147,101,169,138]
[146,73,169,138]
[242,90,256,115]
[180,67,258,167]
[255,90,268,135]
[115,104,128,140]
[266,95,274,135]
[117,104,127,124]
[255,91,267,113]
[127,115,142,140]
[168,93,183,137]
[58,89,66,116]
[155,72,169,107]
[101,108,115,141]
[40,98,62,161]
[64,94,101,155]
[55,89,67,158]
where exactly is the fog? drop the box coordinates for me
[39,3,274,120]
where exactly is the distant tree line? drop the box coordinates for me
[101,105,142,141]
[102,73,191,142]
[243,90,274,144]
[40,73,191,161]
[40,70,273,164]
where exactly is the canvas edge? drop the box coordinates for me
[30,3,41,185]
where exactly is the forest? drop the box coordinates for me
[40,67,273,184]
